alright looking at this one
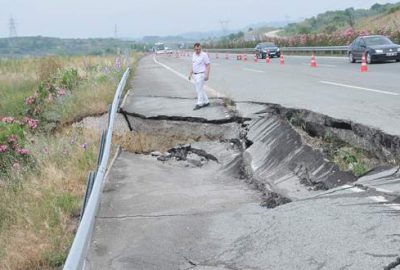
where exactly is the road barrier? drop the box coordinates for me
[206,46,349,56]
[63,68,130,270]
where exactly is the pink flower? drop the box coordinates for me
[17,148,30,155]
[7,135,17,144]
[25,96,35,105]
[57,88,66,97]
[1,117,15,123]
[0,145,8,153]
[24,117,39,129]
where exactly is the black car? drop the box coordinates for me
[255,42,281,59]
[348,35,400,64]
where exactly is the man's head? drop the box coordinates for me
[194,43,201,55]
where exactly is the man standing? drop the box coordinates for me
[188,43,211,110]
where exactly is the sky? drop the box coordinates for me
[0,0,398,38]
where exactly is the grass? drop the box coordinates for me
[114,132,201,154]
[287,113,376,177]
[0,127,100,269]
[0,53,139,269]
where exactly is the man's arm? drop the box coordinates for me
[188,66,193,80]
[205,64,210,81]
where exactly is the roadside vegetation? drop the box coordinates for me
[0,53,138,269]
[0,36,147,57]
[206,2,400,49]
[287,112,376,177]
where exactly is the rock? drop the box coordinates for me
[151,151,162,157]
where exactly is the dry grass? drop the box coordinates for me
[355,9,400,32]
[0,127,100,269]
[0,53,140,269]
[114,132,201,154]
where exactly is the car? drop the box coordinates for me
[348,35,400,64]
[255,42,281,59]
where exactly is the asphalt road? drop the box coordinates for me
[154,53,400,136]
[84,54,400,270]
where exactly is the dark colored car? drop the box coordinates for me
[348,35,400,64]
[255,42,281,59]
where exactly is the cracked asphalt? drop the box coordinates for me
[84,55,400,270]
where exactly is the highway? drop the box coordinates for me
[83,54,400,270]
[155,53,400,135]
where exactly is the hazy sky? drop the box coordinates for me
[0,0,398,38]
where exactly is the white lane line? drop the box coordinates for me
[320,81,399,96]
[242,68,264,73]
[153,56,224,98]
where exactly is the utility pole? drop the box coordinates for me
[9,16,17,37]
[114,24,118,39]
[219,20,230,33]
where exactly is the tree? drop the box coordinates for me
[345,8,355,28]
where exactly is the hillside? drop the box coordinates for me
[282,2,400,35]
[355,7,400,32]
[0,36,144,57]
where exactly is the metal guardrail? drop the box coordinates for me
[63,68,130,270]
[206,46,349,55]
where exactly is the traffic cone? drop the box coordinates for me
[310,52,317,67]
[361,53,368,72]
[280,53,284,65]
[254,54,258,63]
[243,54,248,61]
[266,50,270,63]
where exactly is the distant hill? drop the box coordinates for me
[355,6,400,32]
[0,36,144,57]
[282,2,400,35]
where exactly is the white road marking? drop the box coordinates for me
[242,68,264,73]
[153,56,224,98]
[320,81,399,96]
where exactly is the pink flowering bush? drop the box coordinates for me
[25,68,80,119]
[0,119,32,176]
[207,28,400,49]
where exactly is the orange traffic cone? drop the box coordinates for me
[310,52,317,67]
[280,53,284,65]
[266,50,270,63]
[243,54,248,62]
[361,53,368,72]
[254,54,258,63]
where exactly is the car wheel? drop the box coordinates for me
[348,52,356,63]
[366,53,372,64]
[396,59,400,62]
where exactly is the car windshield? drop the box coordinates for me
[261,43,276,48]
[364,36,393,46]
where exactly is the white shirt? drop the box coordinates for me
[192,52,210,73]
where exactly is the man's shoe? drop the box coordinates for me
[193,105,202,110]
[202,103,210,107]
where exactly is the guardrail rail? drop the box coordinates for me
[63,67,130,270]
[205,46,349,55]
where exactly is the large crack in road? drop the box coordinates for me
[84,56,400,269]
